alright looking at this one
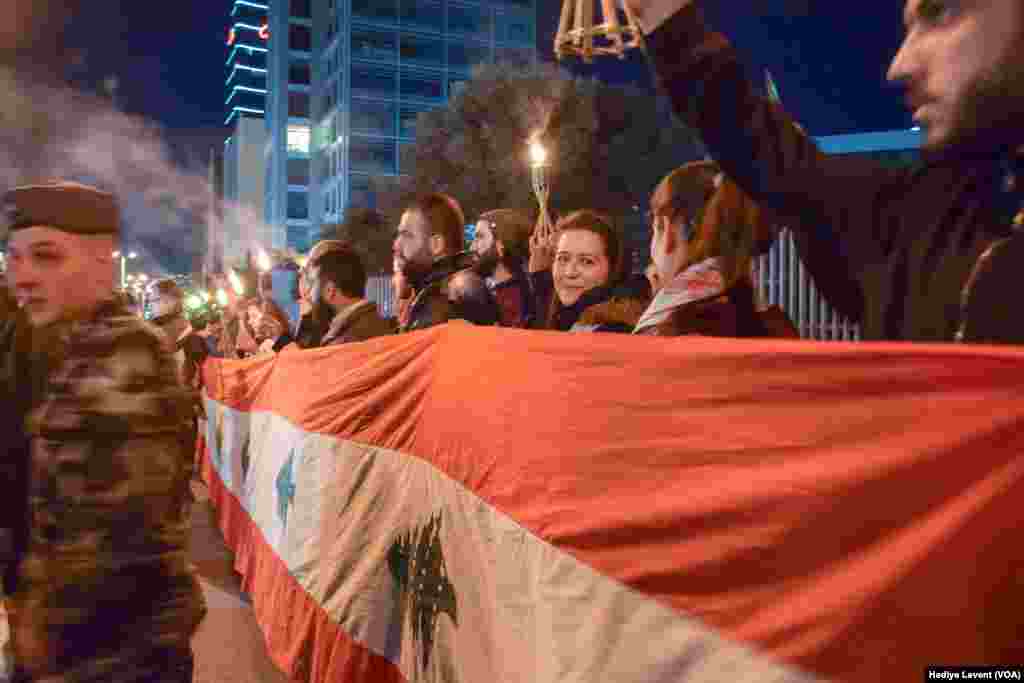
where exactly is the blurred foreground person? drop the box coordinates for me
[306,245,393,346]
[470,209,536,327]
[625,0,1024,343]
[393,193,498,331]
[2,181,205,682]
[635,161,798,337]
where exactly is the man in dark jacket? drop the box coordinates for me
[393,192,498,332]
[306,245,394,346]
[625,0,1024,343]
[470,209,536,328]
[3,180,205,682]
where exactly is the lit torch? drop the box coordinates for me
[228,270,245,297]
[529,135,554,245]
[216,288,229,307]
[256,248,273,298]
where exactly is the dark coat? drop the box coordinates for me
[635,282,799,339]
[320,300,395,346]
[402,255,499,332]
[9,300,206,681]
[648,5,1023,342]
[529,270,637,333]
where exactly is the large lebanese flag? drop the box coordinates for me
[199,323,1024,682]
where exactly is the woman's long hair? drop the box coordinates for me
[658,162,775,290]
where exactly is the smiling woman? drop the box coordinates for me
[529,210,647,333]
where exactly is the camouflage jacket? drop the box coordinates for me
[8,300,206,682]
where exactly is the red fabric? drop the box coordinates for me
[202,325,1024,681]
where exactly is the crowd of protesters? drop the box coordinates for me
[179,158,799,369]
[4,0,1024,677]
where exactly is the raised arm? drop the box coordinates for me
[628,0,915,323]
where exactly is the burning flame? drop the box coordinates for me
[257,248,272,272]
[228,270,245,296]
[529,139,547,167]
[216,289,229,307]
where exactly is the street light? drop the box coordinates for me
[112,250,137,289]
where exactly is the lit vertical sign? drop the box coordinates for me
[259,22,270,40]
[227,28,237,46]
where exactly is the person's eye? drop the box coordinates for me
[919,0,958,26]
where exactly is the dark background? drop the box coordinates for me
[41,0,912,150]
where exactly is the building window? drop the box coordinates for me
[400,0,442,33]
[495,47,533,67]
[289,25,312,51]
[288,63,311,85]
[287,124,311,154]
[447,41,489,70]
[350,137,396,174]
[398,106,426,138]
[288,92,310,118]
[352,28,397,63]
[286,224,313,252]
[349,174,376,209]
[351,64,396,99]
[399,34,443,68]
[351,100,396,136]
[498,14,534,44]
[399,70,442,100]
[448,4,486,36]
[353,0,397,23]
[287,191,310,219]
[287,158,311,185]
[290,0,312,18]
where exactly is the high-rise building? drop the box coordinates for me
[264,0,315,253]
[261,0,537,255]
[225,0,271,126]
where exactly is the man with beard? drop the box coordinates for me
[305,245,393,346]
[393,193,498,332]
[292,239,346,348]
[622,0,1024,343]
[470,209,536,328]
[2,180,205,682]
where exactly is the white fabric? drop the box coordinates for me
[205,400,821,683]
[633,257,726,333]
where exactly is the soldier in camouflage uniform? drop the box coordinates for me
[2,180,206,682]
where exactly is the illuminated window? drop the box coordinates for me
[287,125,311,154]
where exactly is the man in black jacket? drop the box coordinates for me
[393,193,498,332]
[625,0,1024,343]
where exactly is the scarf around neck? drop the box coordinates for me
[633,257,725,334]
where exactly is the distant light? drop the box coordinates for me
[910,126,921,132]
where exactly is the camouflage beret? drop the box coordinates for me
[2,180,120,236]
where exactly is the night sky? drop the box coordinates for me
[55,1,911,149]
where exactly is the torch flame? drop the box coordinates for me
[228,270,245,296]
[216,288,229,307]
[257,249,272,272]
[529,139,547,167]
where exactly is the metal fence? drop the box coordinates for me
[366,275,397,319]
[754,230,861,341]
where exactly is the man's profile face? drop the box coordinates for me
[393,210,435,279]
[470,220,500,277]
[5,226,108,327]
[889,0,1024,151]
